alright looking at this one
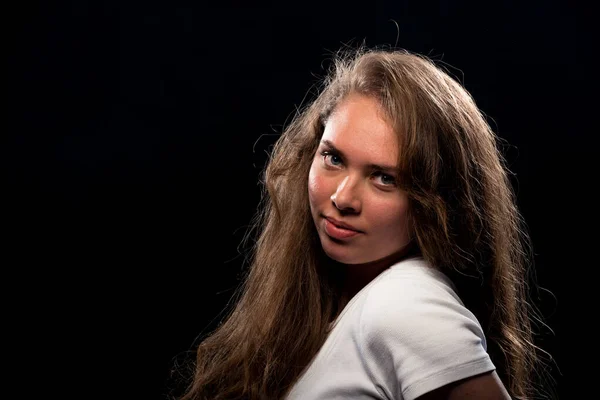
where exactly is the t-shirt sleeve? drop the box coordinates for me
[358,272,496,400]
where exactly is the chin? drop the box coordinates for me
[326,253,363,265]
[321,242,365,265]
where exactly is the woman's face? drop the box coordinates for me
[308,93,412,265]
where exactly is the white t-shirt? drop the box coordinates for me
[285,256,495,400]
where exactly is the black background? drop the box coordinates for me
[9,1,589,399]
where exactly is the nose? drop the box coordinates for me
[331,175,361,213]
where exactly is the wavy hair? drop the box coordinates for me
[175,45,553,400]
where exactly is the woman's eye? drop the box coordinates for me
[374,172,397,186]
[321,151,343,167]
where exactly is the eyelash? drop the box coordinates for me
[319,149,397,187]
[321,150,343,167]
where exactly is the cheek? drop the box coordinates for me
[371,198,411,233]
[308,165,329,206]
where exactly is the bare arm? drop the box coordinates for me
[416,371,511,400]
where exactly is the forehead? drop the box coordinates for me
[322,94,398,165]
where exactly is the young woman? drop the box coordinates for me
[176,46,553,400]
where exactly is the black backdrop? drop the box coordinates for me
[9,1,588,399]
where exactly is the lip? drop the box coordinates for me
[324,217,361,232]
[323,217,362,240]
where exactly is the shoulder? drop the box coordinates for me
[359,257,487,350]
[360,257,478,338]
[356,257,496,400]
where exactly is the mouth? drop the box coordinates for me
[324,217,361,232]
[323,217,361,240]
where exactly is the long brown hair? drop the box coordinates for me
[175,45,554,400]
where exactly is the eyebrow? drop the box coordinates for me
[321,140,398,173]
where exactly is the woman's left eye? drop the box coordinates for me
[373,172,397,186]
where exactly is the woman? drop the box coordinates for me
[176,46,553,399]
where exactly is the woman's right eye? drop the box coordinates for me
[321,151,343,167]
